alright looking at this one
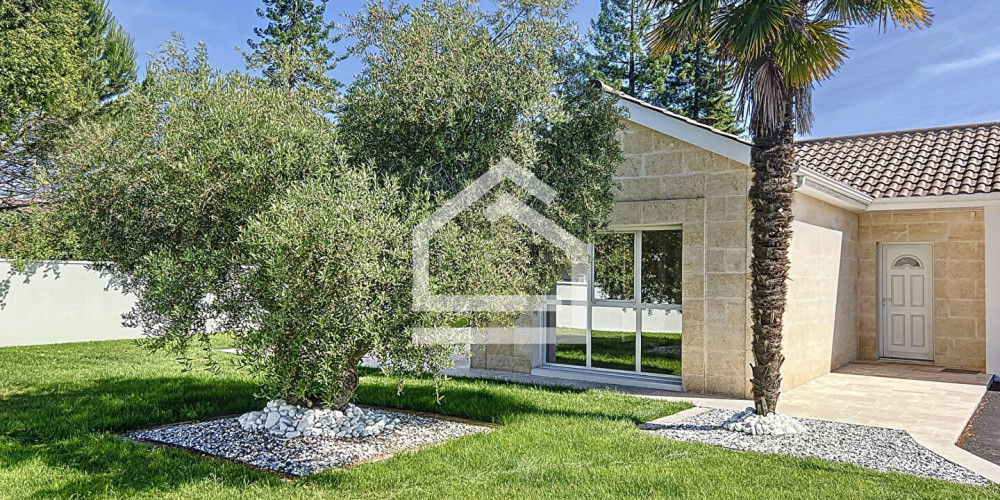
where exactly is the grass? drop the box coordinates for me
[0,340,998,499]
[555,329,682,375]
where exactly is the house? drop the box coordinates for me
[470,84,1000,398]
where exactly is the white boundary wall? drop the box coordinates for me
[0,260,142,347]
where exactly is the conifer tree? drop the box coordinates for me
[585,0,742,134]
[245,0,343,107]
[657,40,743,135]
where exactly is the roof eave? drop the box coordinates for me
[866,192,1000,211]
[794,165,874,212]
[599,82,752,166]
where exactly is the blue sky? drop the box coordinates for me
[108,0,1000,139]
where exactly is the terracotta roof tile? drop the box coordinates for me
[795,122,1000,198]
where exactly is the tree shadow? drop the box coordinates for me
[0,367,680,498]
[354,368,684,425]
[0,375,279,498]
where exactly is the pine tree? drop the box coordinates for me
[584,0,667,101]
[245,0,342,105]
[655,40,744,135]
[1,0,136,201]
[584,0,742,135]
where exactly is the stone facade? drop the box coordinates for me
[471,117,991,395]
[469,312,540,374]
[857,210,987,370]
[782,194,860,390]
[609,121,752,397]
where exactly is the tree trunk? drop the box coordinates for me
[748,98,796,416]
[286,367,359,410]
[330,367,360,410]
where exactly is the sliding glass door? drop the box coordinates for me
[546,229,682,376]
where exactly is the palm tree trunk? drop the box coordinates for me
[749,98,796,415]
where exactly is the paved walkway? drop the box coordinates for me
[775,362,999,483]
[646,362,1000,483]
[447,361,1000,483]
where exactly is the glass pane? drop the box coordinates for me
[641,230,682,305]
[547,279,587,367]
[590,306,637,371]
[892,255,922,269]
[594,233,634,301]
[640,309,682,375]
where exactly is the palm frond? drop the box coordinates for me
[773,19,848,89]
[645,0,719,56]
[817,0,932,30]
[715,0,796,58]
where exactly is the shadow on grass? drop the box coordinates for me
[0,367,682,498]
[0,375,276,498]
[354,368,687,425]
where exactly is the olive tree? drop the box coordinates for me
[54,36,338,364]
[229,165,446,408]
[51,0,626,410]
[341,0,625,316]
[51,36,455,409]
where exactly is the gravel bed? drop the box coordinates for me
[126,408,490,476]
[643,408,989,485]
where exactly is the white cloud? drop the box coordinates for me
[922,46,1000,76]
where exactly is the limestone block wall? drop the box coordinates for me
[469,313,538,374]
[609,122,752,397]
[858,210,986,370]
[782,194,859,390]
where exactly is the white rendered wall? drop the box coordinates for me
[985,208,1000,375]
[0,260,141,347]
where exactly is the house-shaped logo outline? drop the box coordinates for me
[412,158,589,312]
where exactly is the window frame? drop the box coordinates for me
[543,226,683,374]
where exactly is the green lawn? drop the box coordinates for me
[555,329,682,375]
[0,340,997,499]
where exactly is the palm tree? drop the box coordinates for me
[647,0,931,416]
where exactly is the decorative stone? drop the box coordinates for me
[238,400,399,440]
[264,411,280,428]
[722,407,808,436]
[126,408,491,477]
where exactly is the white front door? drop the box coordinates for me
[880,243,934,361]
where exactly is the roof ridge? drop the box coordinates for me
[798,121,1000,144]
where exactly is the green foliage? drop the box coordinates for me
[655,41,744,135]
[584,0,741,134]
[343,0,570,193]
[584,0,669,99]
[593,232,634,300]
[229,166,450,408]
[342,0,624,318]
[0,0,135,199]
[53,35,337,368]
[0,206,82,265]
[244,0,343,110]
[47,0,625,409]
